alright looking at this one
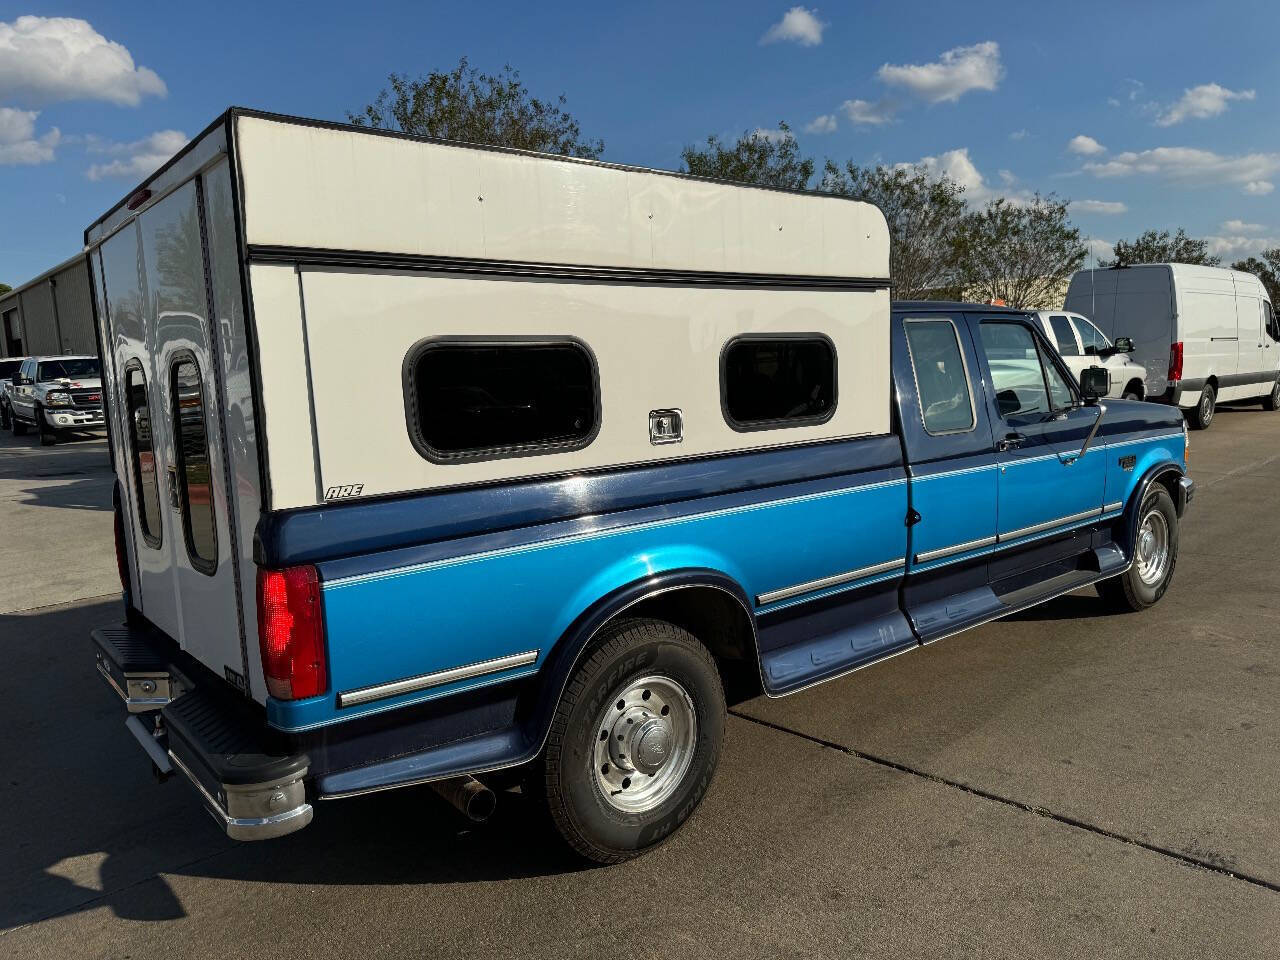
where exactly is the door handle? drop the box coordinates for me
[997,434,1025,452]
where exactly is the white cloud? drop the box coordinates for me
[1083,146,1280,195]
[804,113,837,134]
[0,105,60,165]
[760,6,825,46]
[1086,237,1116,264]
[1205,233,1280,260]
[1222,219,1265,234]
[1009,128,1029,141]
[86,129,188,181]
[1157,83,1255,126]
[0,16,166,107]
[1067,134,1105,156]
[876,41,1003,104]
[904,147,992,201]
[1071,199,1128,215]
[840,98,895,126]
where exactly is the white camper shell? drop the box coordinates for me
[84,108,891,708]
[1064,264,1280,428]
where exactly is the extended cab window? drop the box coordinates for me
[1047,315,1081,356]
[722,336,835,430]
[406,339,599,461]
[904,319,975,434]
[124,364,162,547]
[170,357,218,573]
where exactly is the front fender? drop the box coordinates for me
[1118,462,1185,558]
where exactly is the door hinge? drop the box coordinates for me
[906,508,922,527]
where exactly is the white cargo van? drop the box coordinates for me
[1064,264,1280,428]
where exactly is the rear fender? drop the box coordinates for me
[523,565,757,755]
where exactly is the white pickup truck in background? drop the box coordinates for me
[7,355,105,444]
[1033,311,1149,400]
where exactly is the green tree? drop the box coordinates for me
[956,195,1087,309]
[349,57,603,159]
[1101,228,1220,267]
[821,161,968,299]
[1232,248,1280,305]
[0,283,11,296]
[680,122,814,190]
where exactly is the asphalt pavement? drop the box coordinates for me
[0,410,1277,958]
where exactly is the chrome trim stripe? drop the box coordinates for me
[999,507,1102,543]
[756,557,905,606]
[915,534,999,563]
[910,462,997,482]
[326,475,909,589]
[1105,432,1183,450]
[337,649,540,708]
[1103,501,1124,513]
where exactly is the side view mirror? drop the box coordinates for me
[1112,336,1134,353]
[1079,366,1109,402]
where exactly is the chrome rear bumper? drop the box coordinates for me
[92,621,313,841]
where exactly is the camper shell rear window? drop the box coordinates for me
[403,337,601,464]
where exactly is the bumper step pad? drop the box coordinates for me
[92,619,313,840]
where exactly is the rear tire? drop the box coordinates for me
[1097,486,1179,612]
[1186,384,1215,430]
[538,618,725,864]
[1261,380,1280,411]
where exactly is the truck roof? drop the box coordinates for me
[893,300,1033,316]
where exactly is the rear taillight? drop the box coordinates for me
[112,493,129,593]
[256,565,327,700]
[1168,341,1184,382]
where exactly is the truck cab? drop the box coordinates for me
[86,109,1193,865]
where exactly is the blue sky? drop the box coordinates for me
[3,1,1280,285]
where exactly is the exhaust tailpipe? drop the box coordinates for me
[430,775,497,822]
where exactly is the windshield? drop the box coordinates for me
[37,358,100,381]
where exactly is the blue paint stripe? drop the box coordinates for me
[260,433,904,567]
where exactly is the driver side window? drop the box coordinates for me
[1266,301,1278,342]
[980,322,1049,419]
[1072,317,1110,355]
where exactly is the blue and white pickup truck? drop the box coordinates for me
[86,109,1192,864]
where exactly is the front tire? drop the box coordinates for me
[1098,486,1179,612]
[37,409,56,445]
[0,401,9,430]
[1261,380,1280,411]
[539,618,725,864]
[1186,384,1215,430]
[11,411,27,435]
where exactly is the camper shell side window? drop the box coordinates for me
[123,360,162,548]
[720,334,837,432]
[403,337,601,464]
[169,353,219,575]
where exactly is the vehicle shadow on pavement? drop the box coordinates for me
[8,475,112,512]
[0,599,588,932]
[1005,591,1129,622]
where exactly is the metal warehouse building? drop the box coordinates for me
[1,253,96,359]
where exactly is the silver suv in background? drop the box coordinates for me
[1034,311,1149,400]
[7,355,105,444]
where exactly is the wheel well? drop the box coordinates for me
[1206,375,1219,393]
[625,586,761,700]
[1124,378,1145,399]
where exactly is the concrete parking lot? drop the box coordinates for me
[1,411,1278,959]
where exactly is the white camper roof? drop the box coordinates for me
[86,109,890,283]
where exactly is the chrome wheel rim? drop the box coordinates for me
[592,674,696,814]
[1135,508,1171,586]
[1201,392,1214,425]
